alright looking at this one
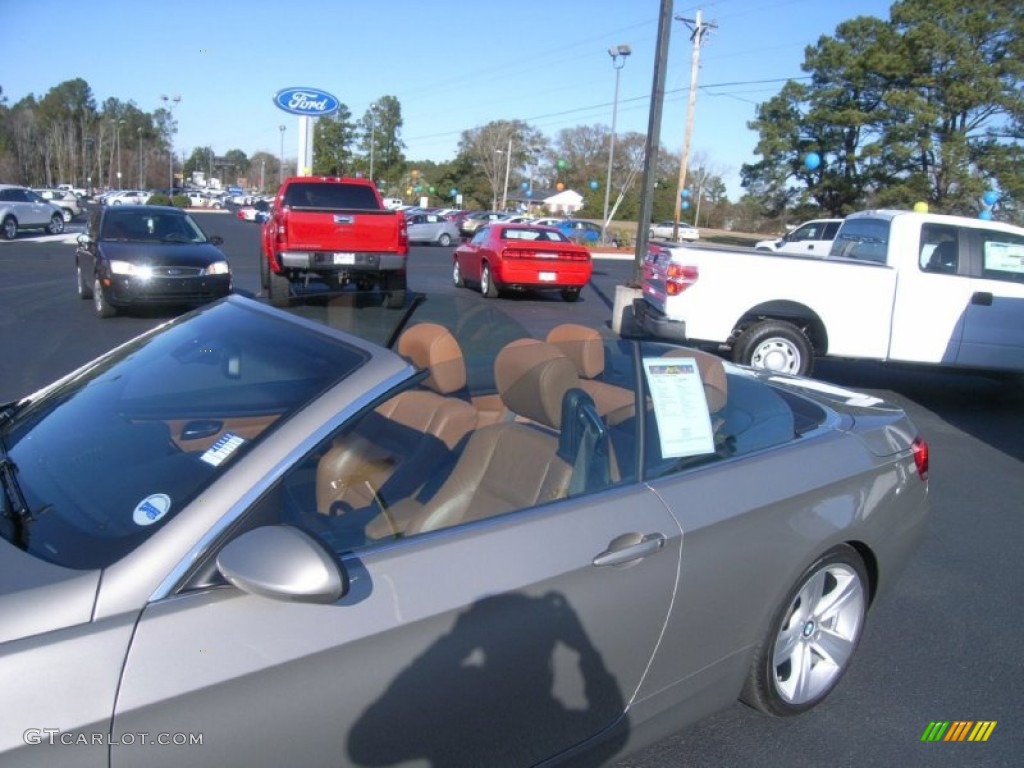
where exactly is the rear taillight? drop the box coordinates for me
[274,208,288,249]
[665,263,699,295]
[501,248,588,261]
[912,436,929,481]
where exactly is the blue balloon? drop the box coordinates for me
[681,188,691,198]
[681,201,690,210]
[589,180,599,190]
[804,152,821,170]
[979,209,993,221]
[450,188,458,197]
[521,181,529,190]
[982,190,998,207]
[526,189,533,197]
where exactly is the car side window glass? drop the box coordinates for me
[639,343,804,480]
[254,336,640,556]
[823,222,841,239]
[979,229,1024,282]
[919,224,960,274]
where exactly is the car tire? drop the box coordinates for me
[561,288,581,302]
[732,319,813,376]
[265,262,291,302]
[61,208,73,223]
[452,258,464,288]
[76,262,93,299]
[480,264,499,298]
[47,214,65,235]
[438,233,452,247]
[93,278,117,318]
[1,216,16,240]
[741,545,868,717]
[381,272,407,309]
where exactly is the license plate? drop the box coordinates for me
[333,252,355,265]
[538,271,557,282]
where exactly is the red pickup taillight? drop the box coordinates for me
[274,207,289,250]
[912,436,929,481]
[398,214,409,255]
[665,263,699,295]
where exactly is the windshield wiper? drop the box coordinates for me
[0,446,30,549]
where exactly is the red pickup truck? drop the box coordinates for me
[260,177,409,306]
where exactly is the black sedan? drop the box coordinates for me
[75,205,232,318]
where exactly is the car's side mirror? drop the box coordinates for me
[76,233,93,247]
[209,235,224,246]
[217,526,348,604]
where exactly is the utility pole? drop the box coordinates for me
[673,9,716,240]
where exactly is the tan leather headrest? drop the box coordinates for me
[662,348,728,413]
[397,323,466,394]
[495,340,579,429]
[546,323,604,379]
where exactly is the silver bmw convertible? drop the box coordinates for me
[0,292,928,767]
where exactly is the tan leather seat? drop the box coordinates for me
[547,324,635,425]
[315,323,477,515]
[371,340,583,538]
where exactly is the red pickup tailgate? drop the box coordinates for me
[283,209,404,253]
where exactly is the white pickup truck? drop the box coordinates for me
[632,209,1024,376]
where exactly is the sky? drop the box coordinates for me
[3,0,896,197]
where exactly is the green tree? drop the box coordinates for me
[457,120,548,210]
[312,106,355,176]
[742,0,1024,221]
[184,146,215,183]
[356,96,405,184]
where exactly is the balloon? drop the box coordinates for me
[521,181,529,190]
[428,186,436,193]
[556,182,565,191]
[526,189,533,197]
[589,180,599,190]
[411,170,419,178]
[982,190,998,207]
[681,189,690,198]
[681,201,690,210]
[450,188,458,197]
[414,185,422,193]
[557,159,567,170]
[979,209,993,221]
[804,152,821,170]
[913,201,929,213]
[406,187,413,195]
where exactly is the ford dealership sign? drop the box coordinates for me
[273,87,340,116]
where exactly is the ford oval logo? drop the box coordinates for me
[273,87,340,116]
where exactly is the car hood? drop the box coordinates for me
[0,539,100,643]
[98,241,225,266]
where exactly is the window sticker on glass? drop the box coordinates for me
[200,432,246,467]
[643,357,715,459]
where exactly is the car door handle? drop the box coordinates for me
[971,292,993,306]
[593,533,666,567]
[180,419,224,440]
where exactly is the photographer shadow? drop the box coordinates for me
[348,591,628,767]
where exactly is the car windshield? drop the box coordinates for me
[101,209,209,243]
[0,299,369,569]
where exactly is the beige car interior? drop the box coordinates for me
[315,323,477,516]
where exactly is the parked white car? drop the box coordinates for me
[104,190,151,206]
[33,188,84,222]
[0,184,66,239]
[650,221,699,241]
[755,218,842,256]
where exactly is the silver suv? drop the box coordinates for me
[0,184,66,239]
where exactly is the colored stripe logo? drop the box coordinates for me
[921,721,997,742]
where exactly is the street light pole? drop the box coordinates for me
[501,137,512,210]
[369,103,378,182]
[137,127,143,188]
[161,94,181,194]
[279,125,286,184]
[602,44,631,242]
[115,119,125,190]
